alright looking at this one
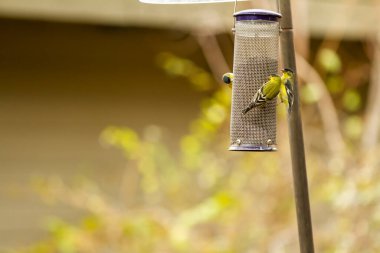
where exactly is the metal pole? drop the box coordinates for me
[279,1,315,253]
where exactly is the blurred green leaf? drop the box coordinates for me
[317,48,342,73]
[342,89,361,112]
[343,115,363,140]
[46,218,77,253]
[203,103,226,124]
[156,52,213,91]
[81,215,102,232]
[301,83,322,104]
[101,126,140,158]
[326,75,345,94]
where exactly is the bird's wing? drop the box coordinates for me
[262,79,280,100]
[242,86,266,114]
[284,79,294,113]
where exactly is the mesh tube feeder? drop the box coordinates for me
[230,9,281,152]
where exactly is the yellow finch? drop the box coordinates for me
[242,74,282,114]
[280,68,294,114]
[222,73,234,88]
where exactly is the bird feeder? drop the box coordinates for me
[229,9,281,151]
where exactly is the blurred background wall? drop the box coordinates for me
[0,0,379,251]
[0,19,209,248]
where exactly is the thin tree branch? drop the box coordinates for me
[296,53,345,153]
[360,31,380,151]
[193,32,231,82]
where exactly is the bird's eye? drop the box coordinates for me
[223,76,231,83]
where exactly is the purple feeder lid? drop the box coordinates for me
[234,9,282,22]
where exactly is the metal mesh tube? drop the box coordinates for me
[230,18,280,151]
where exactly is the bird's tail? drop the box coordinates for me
[287,102,292,114]
[242,105,253,115]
